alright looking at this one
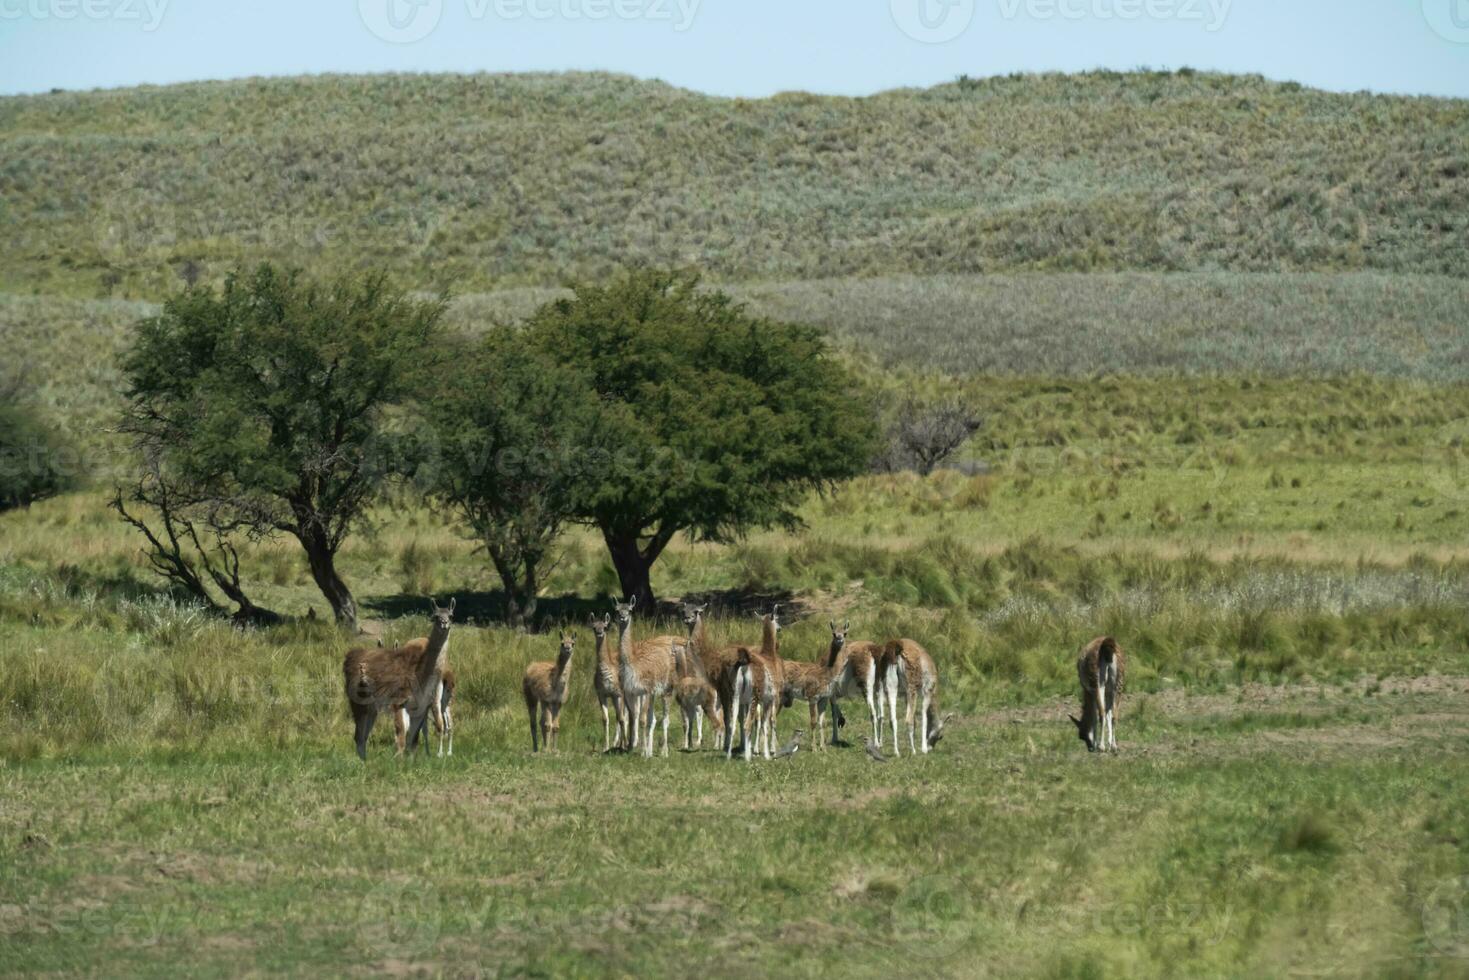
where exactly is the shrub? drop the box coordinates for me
[0,401,79,511]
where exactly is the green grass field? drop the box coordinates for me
[4,678,1468,977]
[4,67,1469,977]
[5,382,1469,974]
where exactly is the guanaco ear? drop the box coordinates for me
[844,620,850,632]
[830,620,837,633]
[447,598,456,615]
[427,598,437,614]
[628,594,638,610]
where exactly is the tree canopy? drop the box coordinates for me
[428,332,600,627]
[522,268,877,606]
[119,264,446,628]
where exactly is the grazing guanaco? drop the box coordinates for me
[523,631,577,752]
[342,598,455,760]
[588,613,625,752]
[612,597,678,758]
[1071,635,1125,753]
[393,666,455,758]
[879,638,942,756]
[781,621,856,751]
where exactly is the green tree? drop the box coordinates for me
[524,268,878,607]
[119,265,445,629]
[429,333,599,628]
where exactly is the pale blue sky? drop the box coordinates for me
[1,0,1468,98]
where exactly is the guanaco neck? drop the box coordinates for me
[416,624,451,684]
[685,615,710,680]
[617,619,633,669]
[553,645,574,685]
[824,636,844,670]
[595,631,614,672]
[760,617,779,663]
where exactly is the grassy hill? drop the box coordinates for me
[3,69,1467,298]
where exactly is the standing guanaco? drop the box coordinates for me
[342,599,455,760]
[588,613,625,752]
[522,630,577,752]
[781,621,856,751]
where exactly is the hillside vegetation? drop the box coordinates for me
[3,70,1467,298]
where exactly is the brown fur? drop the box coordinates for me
[780,622,853,751]
[711,608,784,759]
[1072,635,1125,752]
[710,644,754,756]
[672,646,724,750]
[878,638,942,756]
[391,666,455,758]
[523,632,576,752]
[343,599,455,760]
[588,614,624,752]
[824,638,886,746]
[613,598,678,758]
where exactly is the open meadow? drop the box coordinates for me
[5,372,1469,976]
[2,69,1469,978]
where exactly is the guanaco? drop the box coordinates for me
[393,666,455,758]
[613,597,678,758]
[588,613,625,752]
[879,638,942,756]
[1071,635,1125,753]
[522,630,576,752]
[342,598,455,760]
[782,621,856,751]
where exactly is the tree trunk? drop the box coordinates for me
[498,567,538,631]
[603,527,674,610]
[299,529,357,630]
[517,565,539,631]
[487,543,540,631]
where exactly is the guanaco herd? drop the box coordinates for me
[342,596,1126,760]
